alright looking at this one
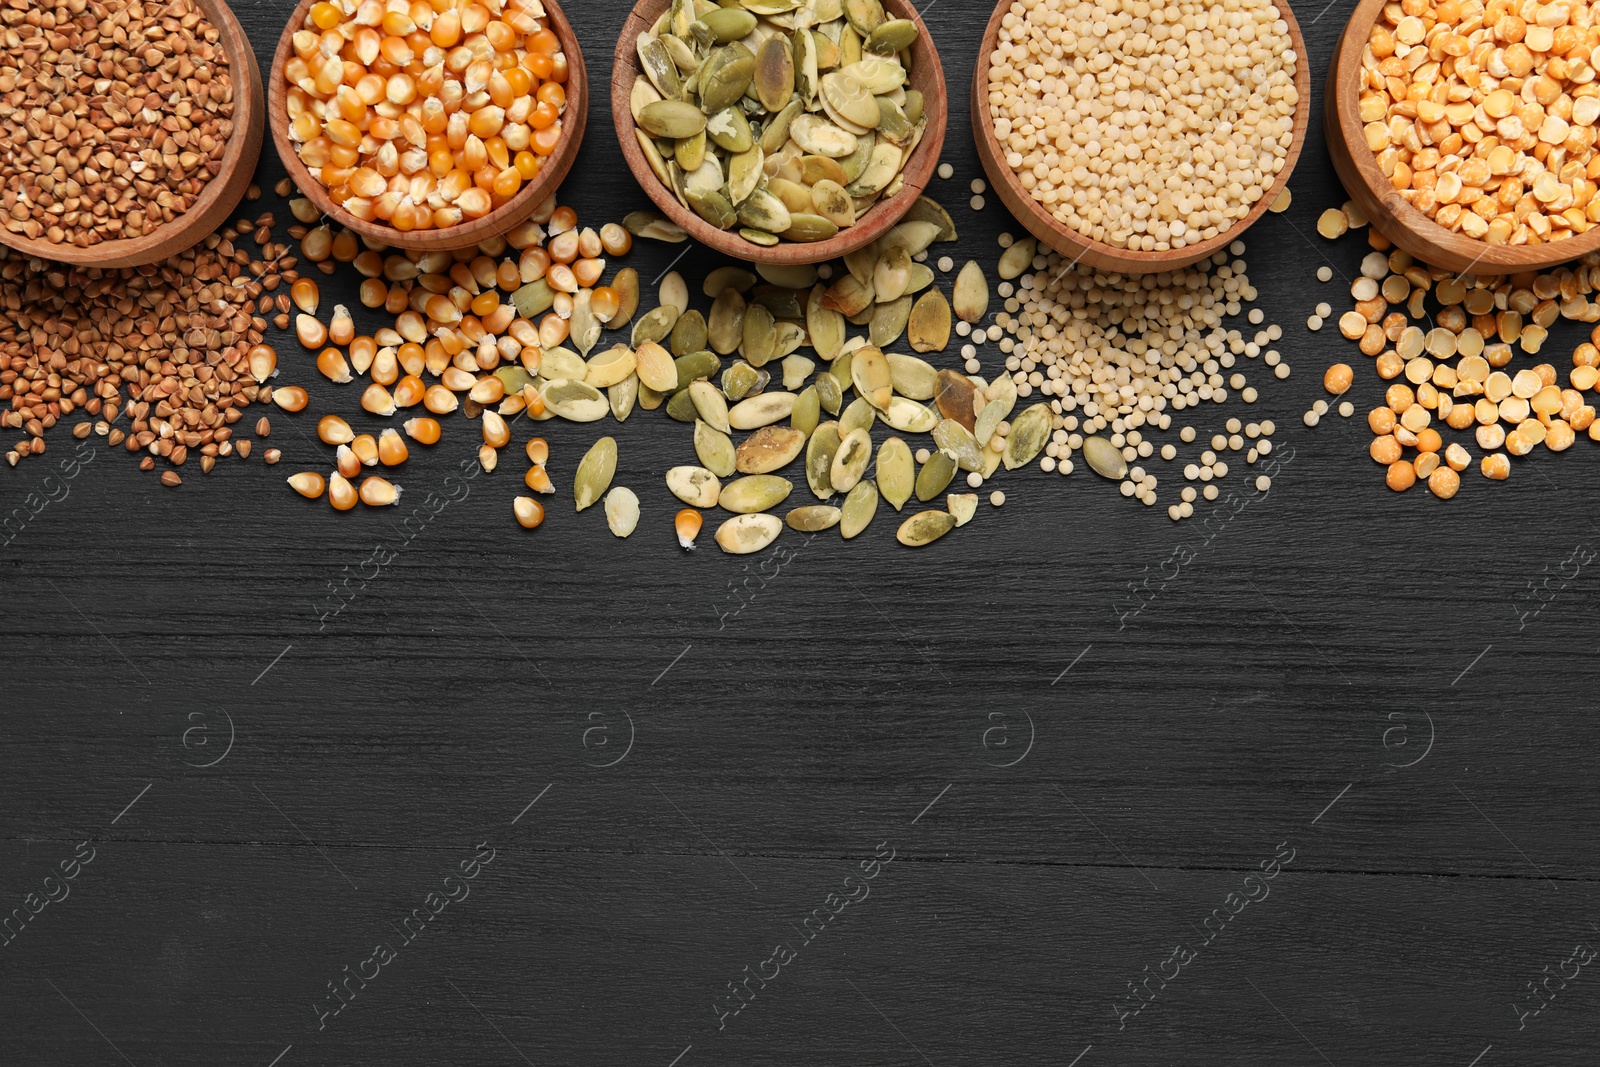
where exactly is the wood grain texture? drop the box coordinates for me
[1327,0,1600,273]
[4,1,1600,1066]
[612,0,947,265]
[268,0,587,251]
[0,0,264,268]
[971,0,1312,273]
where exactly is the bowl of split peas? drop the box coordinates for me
[269,0,587,251]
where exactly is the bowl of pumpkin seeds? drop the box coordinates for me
[613,0,947,264]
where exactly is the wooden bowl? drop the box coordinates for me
[612,0,948,266]
[0,0,263,269]
[269,0,587,252]
[1327,0,1600,273]
[972,0,1311,275]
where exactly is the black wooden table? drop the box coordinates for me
[4,1,1598,1064]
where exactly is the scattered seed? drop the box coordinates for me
[574,436,618,512]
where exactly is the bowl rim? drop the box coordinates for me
[970,0,1312,274]
[611,0,948,266]
[267,0,587,251]
[1327,0,1600,274]
[0,0,264,269]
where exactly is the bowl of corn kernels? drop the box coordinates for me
[269,0,586,250]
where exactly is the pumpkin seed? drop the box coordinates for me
[946,492,977,527]
[760,97,804,153]
[972,373,1016,445]
[952,261,989,323]
[902,88,924,124]
[604,374,630,422]
[1002,403,1052,470]
[612,268,641,328]
[841,54,905,92]
[673,349,722,391]
[669,309,708,356]
[866,17,916,54]
[744,0,801,14]
[839,395,876,437]
[700,43,755,112]
[999,236,1037,281]
[874,436,913,510]
[737,424,807,472]
[666,386,699,422]
[540,347,586,381]
[675,129,707,172]
[791,383,820,435]
[933,369,976,430]
[781,354,815,390]
[914,448,956,500]
[814,369,843,414]
[727,145,765,205]
[740,227,781,246]
[795,27,819,105]
[586,344,637,390]
[729,390,796,429]
[707,107,755,152]
[896,509,954,547]
[845,143,900,197]
[687,187,738,229]
[721,360,765,402]
[807,284,846,361]
[658,270,689,314]
[829,347,854,392]
[843,243,877,284]
[699,6,757,42]
[721,474,793,512]
[513,279,555,319]
[738,303,776,367]
[568,289,600,357]
[1082,434,1128,480]
[640,99,709,139]
[876,97,912,142]
[907,288,951,353]
[758,263,820,288]
[820,71,879,127]
[637,32,682,97]
[800,154,850,186]
[881,395,936,433]
[790,114,858,157]
[715,512,783,554]
[839,478,878,538]
[786,504,841,531]
[868,294,911,347]
[822,274,873,316]
[751,286,805,321]
[754,33,795,111]
[632,304,680,346]
[623,210,687,243]
[783,213,841,242]
[704,266,759,296]
[695,419,738,476]
[639,384,664,410]
[494,365,536,396]
[542,379,610,422]
[849,344,892,409]
[843,0,884,35]
[829,426,871,491]
[605,486,641,537]
[667,465,722,507]
[689,380,732,431]
[708,288,746,354]
[806,420,841,497]
[886,353,935,399]
[874,246,912,302]
[932,419,981,471]
[879,219,943,256]
[810,179,856,227]
[574,436,617,511]
[631,75,663,122]
[904,195,956,241]
[737,188,793,235]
